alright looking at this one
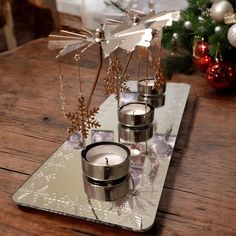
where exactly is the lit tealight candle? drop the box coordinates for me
[121,103,150,116]
[82,142,130,181]
[138,78,166,96]
[82,142,131,201]
[87,153,126,166]
[139,79,155,86]
[119,102,154,127]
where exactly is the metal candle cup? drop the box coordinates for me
[83,174,130,201]
[82,142,130,181]
[82,142,130,201]
[118,123,153,142]
[138,78,166,96]
[118,102,154,127]
[138,94,165,108]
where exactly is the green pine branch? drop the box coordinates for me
[161,0,236,77]
[161,54,192,79]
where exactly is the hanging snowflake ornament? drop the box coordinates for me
[65,96,101,139]
[104,54,130,101]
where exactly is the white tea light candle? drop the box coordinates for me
[82,142,130,181]
[121,103,150,115]
[87,153,125,166]
[82,142,131,201]
[119,102,154,127]
[138,78,166,96]
[139,79,155,86]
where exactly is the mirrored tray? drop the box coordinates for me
[12,82,190,232]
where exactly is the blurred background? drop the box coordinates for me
[0,0,187,52]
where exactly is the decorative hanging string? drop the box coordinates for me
[122,51,133,77]
[74,54,82,95]
[146,48,149,80]
[57,55,67,117]
[74,42,93,96]
[87,42,103,108]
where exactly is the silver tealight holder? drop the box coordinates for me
[118,102,154,127]
[138,78,166,96]
[118,101,155,156]
[118,123,154,143]
[82,142,131,201]
[138,93,165,108]
[118,102,154,143]
[138,78,166,108]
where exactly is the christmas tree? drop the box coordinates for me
[162,0,236,78]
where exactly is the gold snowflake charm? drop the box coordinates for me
[104,54,130,101]
[65,96,101,139]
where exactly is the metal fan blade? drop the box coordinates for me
[103,24,118,35]
[48,40,85,50]
[150,20,169,30]
[119,29,152,52]
[144,11,180,26]
[49,34,81,40]
[106,18,123,24]
[110,11,157,36]
[170,10,180,21]
[57,41,90,57]
[140,11,157,22]
[110,21,130,35]
[115,23,150,38]
[128,9,146,16]
[60,30,89,38]
[102,38,123,57]
[80,27,94,37]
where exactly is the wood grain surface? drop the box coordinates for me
[0,38,236,236]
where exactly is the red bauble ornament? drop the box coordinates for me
[193,55,212,72]
[195,41,209,57]
[193,41,212,72]
[206,61,234,90]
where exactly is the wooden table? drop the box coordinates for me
[0,38,236,236]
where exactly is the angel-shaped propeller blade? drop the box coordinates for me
[48,30,95,57]
[113,23,153,52]
[104,10,180,53]
[48,26,124,58]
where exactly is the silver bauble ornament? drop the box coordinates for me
[198,16,204,22]
[173,33,178,39]
[227,24,236,48]
[184,21,192,30]
[202,10,210,17]
[214,25,222,34]
[210,0,234,22]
